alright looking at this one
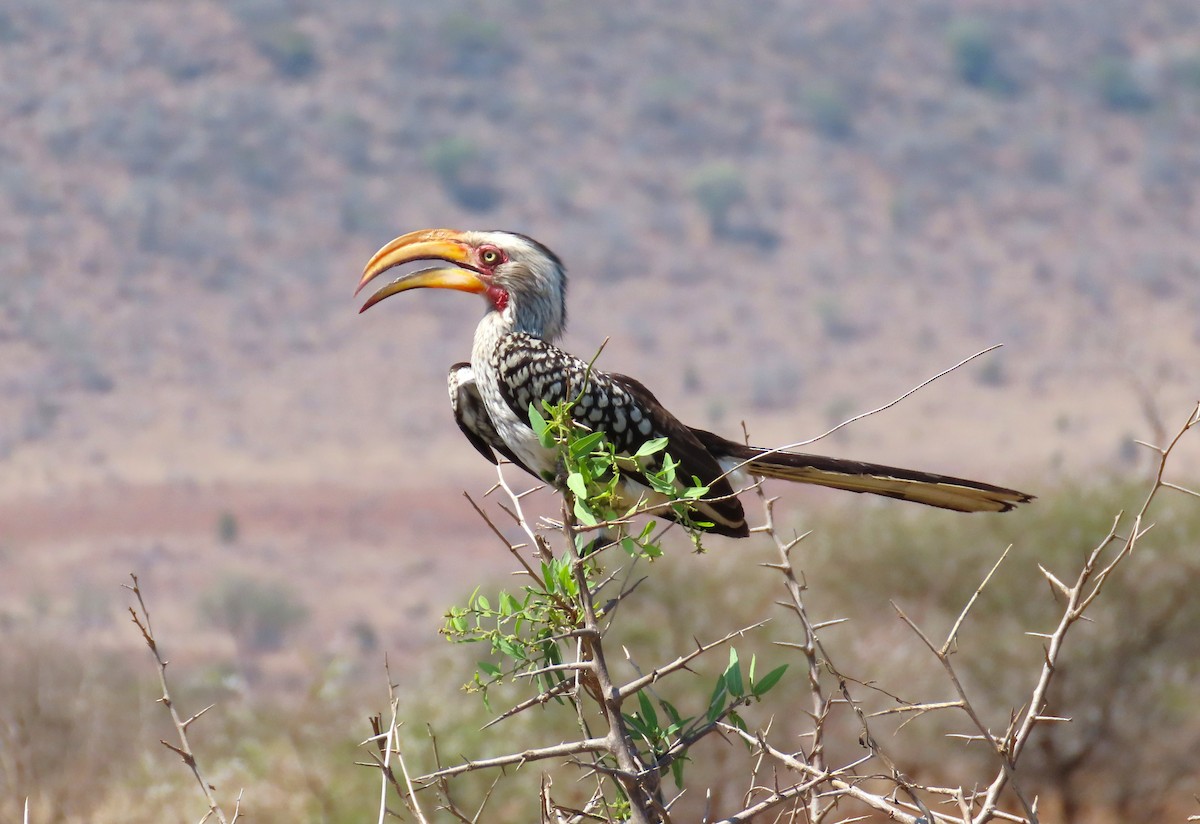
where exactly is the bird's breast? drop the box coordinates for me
[471,338,559,480]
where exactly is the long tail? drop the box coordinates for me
[694,431,1033,514]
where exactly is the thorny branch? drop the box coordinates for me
[963,401,1200,823]
[733,401,1198,823]
[750,488,830,823]
[125,574,240,824]
[412,737,611,785]
[616,621,769,701]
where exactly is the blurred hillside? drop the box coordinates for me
[1,0,1198,501]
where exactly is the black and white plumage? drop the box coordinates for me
[358,228,1032,537]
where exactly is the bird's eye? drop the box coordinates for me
[480,247,503,266]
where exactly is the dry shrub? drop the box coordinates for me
[0,633,147,821]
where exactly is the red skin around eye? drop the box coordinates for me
[476,246,509,309]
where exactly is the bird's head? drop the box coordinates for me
[356,228,568,341]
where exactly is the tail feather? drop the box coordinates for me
[695,432,1032,514]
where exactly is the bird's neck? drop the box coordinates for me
[472,310,521,370]
[474,296,564,346]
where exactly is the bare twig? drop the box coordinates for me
[616,621,769,701]
[464,489,545,588]
[492,462,557,565]
[414,737,610,785]
[751,465,952,823]
[716,725,931,824]
[713,770,827,823]
[125,574,237,824]
[943,546,1012,655]
[754,489,833,823]
[481,677,578,730]
[720,345,1003,483]
[892,602,1037,822]
[868,700,966,718]
[392,710,430,822]
[425,724,479,823]
[374,715,402,822]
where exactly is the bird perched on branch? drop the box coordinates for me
[356,228,1031,537]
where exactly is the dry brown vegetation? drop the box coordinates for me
[2,1,1200,821]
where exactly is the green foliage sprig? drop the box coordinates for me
[439,391,787,794]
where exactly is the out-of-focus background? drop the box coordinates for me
[1,1,1198,822]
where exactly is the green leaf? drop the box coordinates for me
[586,454,614,478]
[706,678,727,723]
[475,594,490,612]
[660,700,691,736]
[566,471,589,501]
[573,497,598,526]
[633,437,670,458]
[724,648,744,698]
[499,591,519,616]
[647,475,675,495]
[569,430,608,460]
[477,661,501,678]
[670,756,685,788]
[660,454,678,480]
[638,521,657,542]
[753,664,789,697]
[636,689,659,732]
[555,559,577,595]
[528,403,553,447]
[622,712,651,740]
[495,636,520,659]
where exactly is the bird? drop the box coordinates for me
[356,228,1032,538]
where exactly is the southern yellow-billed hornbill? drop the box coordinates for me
[356,229,1031,537]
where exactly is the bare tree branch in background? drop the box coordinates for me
[125,573,242,824]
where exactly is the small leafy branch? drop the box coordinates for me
[433,394,785,821]
[529,394,716,543]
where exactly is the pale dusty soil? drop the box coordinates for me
[0,479,515,665]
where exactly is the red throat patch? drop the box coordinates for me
[487,285,509,312]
